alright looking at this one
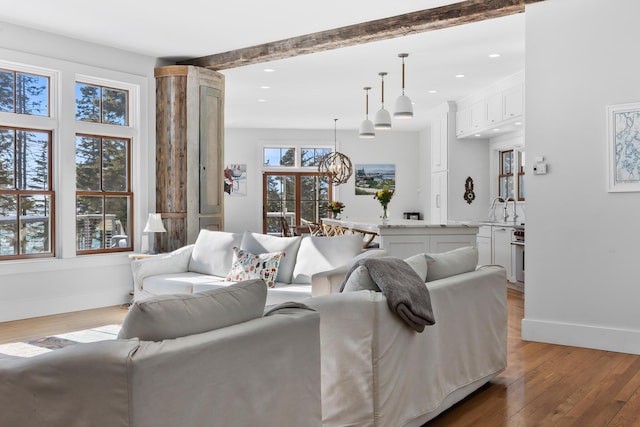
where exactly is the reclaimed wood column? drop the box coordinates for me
[155,66,189,252]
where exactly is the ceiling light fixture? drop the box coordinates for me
[456,74,465,78]
[319,119,353,186]
[393,53,413,119]
[359,87,375,138]
[374,72,391,130]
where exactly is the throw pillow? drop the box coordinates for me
[117,279,267,341]
[404,253,429,282]
[291,234,364,284]
[226,247,284,288]
[341,265,378,292]
[240,232,302,283]
[425,246,478,282]
[189,230,242,277]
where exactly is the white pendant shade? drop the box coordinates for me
[393,95,414,119]
[359,119,376,138]
[374,108,392,129]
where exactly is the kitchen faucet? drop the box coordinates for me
[508,197,519,223]
[490,197,504,222]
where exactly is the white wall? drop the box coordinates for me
[522,0,640,354]
[224,128,424,232]
[0,22,163,322]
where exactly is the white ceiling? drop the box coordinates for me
[0,0,525,132]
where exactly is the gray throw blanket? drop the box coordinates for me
[340,257,435,332]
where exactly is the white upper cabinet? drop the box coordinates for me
[503,84,524,120]
[470,102,485,132]
[485,93,503,126]
[455,108,471,137]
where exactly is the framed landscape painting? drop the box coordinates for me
[607,102,640,192]
[354,164,395,195]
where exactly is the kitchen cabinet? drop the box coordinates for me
[503,84,524,120]
[470,102,485,132]
[492,226,514,282]
[455,107,471,137]
[485,93,503,126]
[476,226,492,266]
[431,110,448,171]
[430,170,448,224]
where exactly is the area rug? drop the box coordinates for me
[0,324,121,358]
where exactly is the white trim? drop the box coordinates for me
[522,318,640,355]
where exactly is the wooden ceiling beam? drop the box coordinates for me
[179,0,540,70]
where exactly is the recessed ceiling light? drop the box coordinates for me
[260,85,271,89]
[455,74,465,78]
[428,90,438,94]
[515,122,522,126]
[475,134,482,137]
[258,99,267,102]
[263,68,275,73]
[489,53,501,58]
[493,128,500,132]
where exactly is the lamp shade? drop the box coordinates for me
[393,95,414,119]
[143,213,166,233]
[374,108,392,129]
[359,119,375,138]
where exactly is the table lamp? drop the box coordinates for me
[143,213,166,254]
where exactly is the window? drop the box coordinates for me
[263,172,331,235]
[75,82,128,126]
[0,69,49,116]
[301,147,331,167]
[517,150,525,201]
[263,147,295,167]
[0,64,54,260]
[498,149,514,200]
[74,78,134,254]
[0,127,54,259]
[75,134,132,253]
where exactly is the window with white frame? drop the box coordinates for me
[75,79,134,254]
[0,66,55,259]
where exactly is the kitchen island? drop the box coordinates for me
[322,218,479,259]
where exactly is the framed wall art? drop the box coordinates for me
[607,102,640,192]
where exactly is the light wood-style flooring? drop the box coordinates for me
[1,289,639,426]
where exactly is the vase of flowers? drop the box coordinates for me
[328,201,345,219]
[373,186,394,224]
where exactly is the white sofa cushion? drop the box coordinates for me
[189,230,242,277]
[292,234,364,284]
[342,253,429,292]
[240,232,302,283]
[425,246,478,282]
[118,279,267,341]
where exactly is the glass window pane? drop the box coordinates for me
[76,195,104,250]
[0,70,15,113]
[0,194,17,256]
[264,148,280,167]
[102,138,128,191]
[75,83,100,122]
[19,194,51,254]
[0,128,15,189]
[281,148,295,166]
[76,135,101,191]
[105,196,130,249]
[102,88,128,126]
[15,130,49,190]
[519,174,525,200]
[16,73,48,116]
[502,151,513,174]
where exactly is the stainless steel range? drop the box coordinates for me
[511,226,525,284]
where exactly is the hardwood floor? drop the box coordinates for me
[0,305,128,345]
[1,290,639,426]
[427,289,640,427]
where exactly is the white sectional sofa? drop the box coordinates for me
[131,230,384,306]
[305,247,508,426]
[0,279,321,427]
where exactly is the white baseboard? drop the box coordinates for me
[521,318,640,355]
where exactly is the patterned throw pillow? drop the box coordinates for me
[226,247,284,288]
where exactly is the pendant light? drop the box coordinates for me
[319,119,353,186]
[374,72,392,130]
[394,53,414,119]
[359,87,375,138]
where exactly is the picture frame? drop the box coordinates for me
[607,102,640,192]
